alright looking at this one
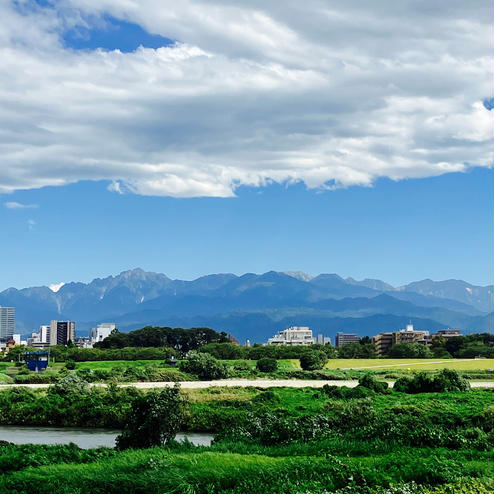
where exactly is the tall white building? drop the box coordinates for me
[0,307,15,341]
[39,325,50,344]
[90,323,116,345]
[267,326,315,345]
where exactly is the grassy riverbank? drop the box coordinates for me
[1,444,492,494]
[0,376,492,493]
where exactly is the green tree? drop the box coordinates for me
[199,342,246,360]
[116,385,187,449]
[388,343,432,358]
[300,351,328,371]
[338,342,376,358]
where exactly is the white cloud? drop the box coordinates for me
[0,0,492,197]
[27,219,36,231]
[4,201,38,209]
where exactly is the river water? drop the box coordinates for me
[0,426,214,449]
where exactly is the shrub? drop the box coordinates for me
[252,390,280,404]
[435,368,469,392]
[232,360,251,371]
[300,351,328,371]
[65,360,76,370]
[256,357,278,373]
[394,376,413,393]
[394,369,470,394]
[116,384,188,449]
[13,373,56,384]
[358,374,389,393]
[325,399,376,430]
[178,352,228,380]
[49,373,89,395]
[322,384,373,399]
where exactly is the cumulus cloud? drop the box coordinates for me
[0,0,492,197]
[4,201,38,209]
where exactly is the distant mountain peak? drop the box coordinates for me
[346,277,395,292]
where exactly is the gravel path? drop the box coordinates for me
[0,379,492,390]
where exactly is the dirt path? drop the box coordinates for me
[0,379,492,390]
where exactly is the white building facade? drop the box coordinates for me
[267,326,315,345]
[90,323,116,345]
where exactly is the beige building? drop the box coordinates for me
[373,324,430,356]
[49,320,76,346]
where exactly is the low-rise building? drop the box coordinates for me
[90,323,116,346]
[434,329,461,339]
[267,326,315,345]
[75,337,92,348]
[373,332,394,355]
[335,332,361,347]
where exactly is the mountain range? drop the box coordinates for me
[1,269,493,343]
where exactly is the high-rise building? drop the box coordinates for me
[90,323,116,345]
[49,320,76,346]
[0,307,15,341]
[335,332,361,347]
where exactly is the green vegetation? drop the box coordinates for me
[256,357,278,372]
[179,352,229,380]
[394,369,470,393]
[1,354,492,384]
[0,379,492,493]
[95,326,228,351]
[116,385,187,449]
[388,343,433,358]
[300,350,328,370]
[323,358,494,371]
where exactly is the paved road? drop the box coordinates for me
[0,379,492,390]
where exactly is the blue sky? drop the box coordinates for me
[2,168,493,290]
[0,1,492,289]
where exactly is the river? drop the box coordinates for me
[0,426,214,449]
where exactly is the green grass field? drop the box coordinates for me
[74,360,165,370]
[323,358,494,371]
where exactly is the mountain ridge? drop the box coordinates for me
[1,268,492,341]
